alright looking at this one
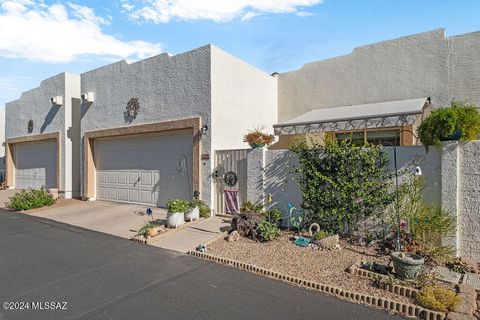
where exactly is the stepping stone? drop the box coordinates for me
[463,273,480,290]
[434,267,462,284]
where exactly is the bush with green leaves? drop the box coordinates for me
[418,101,480,150]
[257,221,280,242]
[166,199,189,213]
[240,201,264,214]
[314,230,332,240]
[417,285,460,312]
[6,189,56,211]
[290,139,394,234]
[262,208,282,224]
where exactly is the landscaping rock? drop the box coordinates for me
[227,231,240,242]
[231,212,261,240]
[455,285,478,315]
[459,257,479,274]
[446,312,477,320]
[315,235,340,250]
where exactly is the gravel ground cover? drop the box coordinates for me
[207,231,414,305]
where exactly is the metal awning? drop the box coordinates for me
[274,97,430,135]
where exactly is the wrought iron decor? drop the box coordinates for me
[27,119,33,133]
[224,171,238,187]
[124,97,140,123]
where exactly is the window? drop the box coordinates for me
[334,129,401,146]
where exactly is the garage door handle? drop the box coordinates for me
[134,176,140,186]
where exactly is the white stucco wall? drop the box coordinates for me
[458,141,480,260]
[5,73,80,198]
[210,45,278,150]
[278,29,480,123]
[80,46,213,205]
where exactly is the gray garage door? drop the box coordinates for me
[95,131,193,207]
[15,140,57,190]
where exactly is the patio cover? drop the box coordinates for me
[274,97,429,135]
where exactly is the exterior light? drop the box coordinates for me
[50,96,63,106]
[200,125,208,134]
[81,92,95,103]
[414,165,422,176]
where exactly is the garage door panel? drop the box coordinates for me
[95,132,192,207]
[117,189,128,201]
[106,188,116,200]
[15,140,57,190]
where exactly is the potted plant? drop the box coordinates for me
[166,199,188,228]
[136,222,158,238]
[418,101,480,150]
[243,126,274,149]
[185,199,203,221]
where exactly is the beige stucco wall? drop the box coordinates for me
[210,45,278,151]
[278,29,480,123]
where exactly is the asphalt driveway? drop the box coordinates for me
[0,210,404,320]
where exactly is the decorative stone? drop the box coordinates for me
[464,273,480,290]
[316,235,340,250]
[446,312,477,320]
[459,256,479,274]
[391,252,424,280]
[434,267,462,285]
[227,231,240,242]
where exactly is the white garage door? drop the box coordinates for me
[95,131,193,207]
[15,140,57,190]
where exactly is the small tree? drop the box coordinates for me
[290,139,394,234]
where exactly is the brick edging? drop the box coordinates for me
[347,262,420,299]
[188,251,445,320]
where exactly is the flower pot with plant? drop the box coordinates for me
[185,199,203,222]
[418,101,480,150]
[166,199,188,228]
[136,222,158,238]
[243,126,274,149]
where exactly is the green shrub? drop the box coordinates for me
[262,208,282,224]
[418,101,480,150]
[314,230,332,240]
[199,205,211,218]
[290,139,393,234]
[417,286,460,312]
[257,221,280,242]
[6,189,56,211]
[240,201,264,214]
[166,199,189,213]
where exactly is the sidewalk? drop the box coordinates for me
[153,216,231,252]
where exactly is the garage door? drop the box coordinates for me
[15,140,57,190]
[95,131,193,207]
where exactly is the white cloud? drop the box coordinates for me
[0,0,162,63]
[123,0,323,24]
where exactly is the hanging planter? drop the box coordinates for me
[243,126,274,149]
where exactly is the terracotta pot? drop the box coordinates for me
[147,227,158,237]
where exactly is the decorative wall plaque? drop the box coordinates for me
[126,97,139,118]
[224,171,238,187]
[27,119,33,133]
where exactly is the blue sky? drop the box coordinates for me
[1,0,480,109]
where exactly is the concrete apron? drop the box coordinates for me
[0,190,231,253]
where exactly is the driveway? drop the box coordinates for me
[0,210,404,320]
[0,190,230,253]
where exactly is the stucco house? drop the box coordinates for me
[272,29,480,148]
[5,45,277,206]
[4,28,480,210]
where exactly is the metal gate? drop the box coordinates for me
[213,149,248,215]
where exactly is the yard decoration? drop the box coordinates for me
[166,199,188,228]
[243,126,274,148]
[136,222,158,238]
[185,199,203,222]
[391,252,425,280]
[418,101,480,150]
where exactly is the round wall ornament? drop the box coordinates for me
[224,171,238,187]
[126,97,140,118]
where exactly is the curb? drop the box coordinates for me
[188,251,445,320]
